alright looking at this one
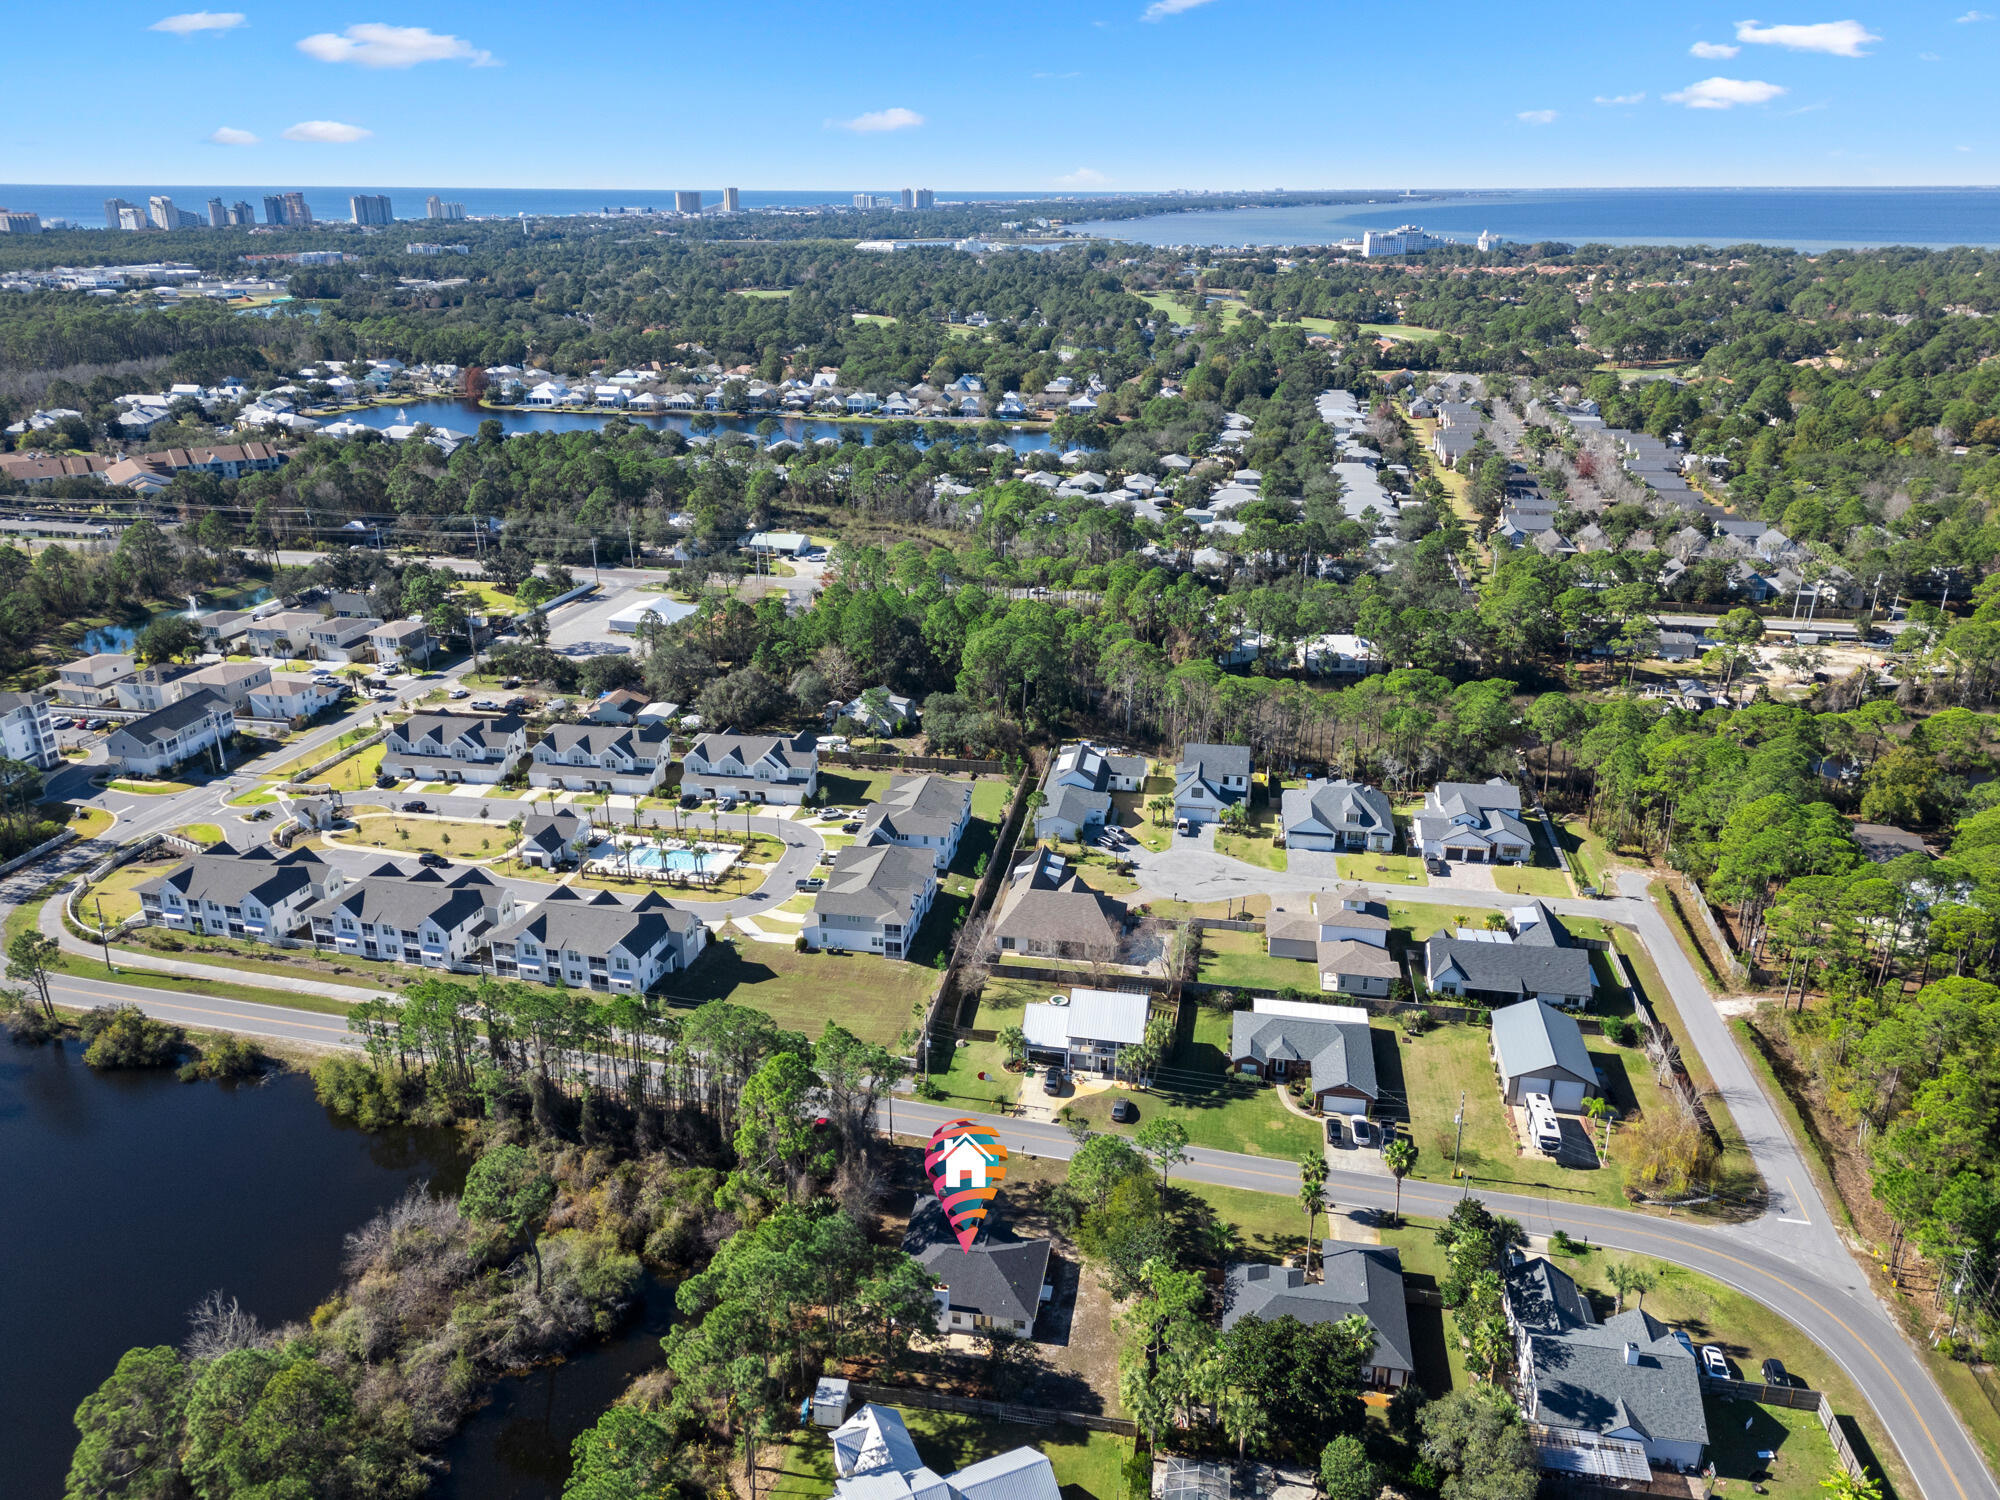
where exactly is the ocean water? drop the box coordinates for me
[1072,188,2000,252]
[0,184,1055,226]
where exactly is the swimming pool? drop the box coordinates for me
[627,846,731,875]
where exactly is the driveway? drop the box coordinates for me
[1427,860,1498,892]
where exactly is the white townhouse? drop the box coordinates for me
[488,887,708,992]
[245,611,324,659]
[55,652,135,709]
[305,615,381,663]
[806,844,938,961]
[0,691,58,772]
[250,674,341,722]
[529,722,673,795]
[139,843,343,941]
[174,660,272,714]
[368,618,434,670]
[680,730,818,805]
[382,713,529,784]
[306,865,518,968]
[856,774,972,870]
[105,689,235,776]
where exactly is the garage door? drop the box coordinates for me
[1550,1080,1588,1113]
[1519,1075,1550,1102]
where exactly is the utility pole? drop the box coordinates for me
[590,535,601,586]
[1452,1091,1466,1191]
[1944,1249,1974,1342]
[94,897,115,974]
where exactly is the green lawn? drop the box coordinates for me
[1110,790,1173,852]
[766,1408,1127,1500]
[935,977,1037,1110]
[227,785,280,807]
[1195,926,1322,992]
[86,858,179,923]
[174,823,223,846]
[659,932,937,1047]
[817,769,890,808]
[1490,863,1573,899]
[1337,851,1430,886]
[1057,1006,1324,1159]
[1388,1018,1690,1210]
[106,778,195,796]
[58,804,114,840]
[302,742,385,793]
[1214,828,1287,870]
[342,815,511,859]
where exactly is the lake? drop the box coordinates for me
[339,398,1056,453]
[0,1041,666,1498]
[1073,187,2000,252]
[76,587,273,656]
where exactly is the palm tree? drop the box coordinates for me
[1148,794,1172,828]
[1628,1266,1656,1312]
[1298,1150,1330,1279]
[1383,1136,1418,1224]
[1608,1261,1644,1313]
[1584,1095,1616,1159]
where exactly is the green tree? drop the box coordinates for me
[1383,1137,1418,1223]
[65,1345,189,1500]
[1298,1149,1330,1278]
[9,928,59,1016]
[565,1404,683,1499]
[1418,1387,1539,1500]
[461,1142,557,1292]
[1068,1133,1150,1212]
[734,1051,833,1194]
[1134,1117,1190,1206]
[1318,1434,1377,1500]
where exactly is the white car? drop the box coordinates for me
[448,687,470,699]
[1700,1345,1730,1380]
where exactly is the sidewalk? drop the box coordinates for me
[38,884,393,1003]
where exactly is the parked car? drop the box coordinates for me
[1041,1067,1065,1097]
[679,793,700,809]
[375,774,397,789]
[1175,817,1191,835]
[1701,1345,1730,1380]
[504,696,528,711]
[794,876,827,892]
[416,852,450,869]
[841,819,861,834]
[401,800,429,814]
[470,699,498,711]
[448,687,470,699]
[372,690,396,702]
[1326,1118,1345,1147]
[1348,1115,1375,1148]
[1425,857,1450,877]
[1760,1358,1789,1387]
[501,676,521,689]
[1110,1098,1136,1124]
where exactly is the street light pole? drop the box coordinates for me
[94,896,115,974]
[1452,1091,1466,1193]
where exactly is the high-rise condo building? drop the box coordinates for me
[899,188,914,210]
[228,201,255,226]
[915,188,935,210]
[424,195,466,221]
[0,209,42,234]
[148,195,179,230]
[264,194,287,226]
[207,198,228,228]
[281,191,314,226]
[105,197,138,230]
[350,193,394,225]
[674,190,702,214]
[722,186,740,213]
[119,206,148,231]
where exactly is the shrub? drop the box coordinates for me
[1602,1015,1637,1046]
[179,1034,267,1082]
[1400,1008,1431,1037]
[312,1055,410,1129]
[79,1005,185,1069]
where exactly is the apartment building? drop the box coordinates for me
[0,691,58,771]
[680,730,818,804]
[307,865,518,969]
[488,887,708,992]
[104,689,234,776]
[528,722,673,795]
[381,713,528,784]
[54,653,135,710]
[139,844,343,940]
[806,844,938,960]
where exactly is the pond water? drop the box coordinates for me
[338,397,1056,453]
[0,1041,666,1498]
[77,587,274,656]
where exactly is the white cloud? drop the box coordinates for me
[1056,167,1108,186]
[150,11,243,33]
[208,126,258,145]
[1594,92,1646,105]
[1517,109,1558,124]
[1690,40,1741,58]
[836,107,924,133]
[1033,70,1081,79]
[1142,0,1216,19]
[1665,76,1787,109]
[282,119,372,143]
[297,23,495,68]
[1733,19,1879,56]
[1920,50,1943,59]
[1957,8,1991,18]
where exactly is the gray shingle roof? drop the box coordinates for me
[490,886,699,958]
[139,843,331,910]
[113,687,233,746]
[859,774,971,845]
[1179,742,1251,781]
[537,721,671,760]
[1428,935,1596,1004]
[307,867,502,931]
[396,712,524,753]
[1281,778,1393,841]
[1221,1244,1413,1375]
[902,1196,1050,1327]
[1229,1012,1378,1100]
[813,844,935,923]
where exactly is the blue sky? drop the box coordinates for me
[10,3,1997,190]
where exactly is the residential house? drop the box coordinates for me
[901,1197,1051,1338]
[1850,822,1930,864]
[856,774,971,870]
[528,721,673,795]
[1173,742,1252,827]
[1426,903,1595,1011]
[175,660,272,713]
[0,691,57,772]
[681,731,819,804]
[249,674,339,722]
[382,712,529,784]
[1280,778,1394,853]
[112,665,188,714]
[1490,998,1599,1111]
[832,689,918,735]
[1229,1000,1380,1115]
[105,689,234,776]
[1504,1256,1709,1474]
[197,610,253,650]
[488,886,707,991]
[305,615,380,663]
[1411,778,1533,864]
[988,849,1128,963]
[515,809,592,869]
[586,687,652,725]
[139,843,342,940]
[1020,987,1152,1077]
[1032,741,1147,842]
[368,618,433,670]
[245,610,323,658]
[806,844,938,960]
[746,530,811,556]
[1264,889,1400,997]
[1297,633,1380,675]
[55,653,135,710]
[829,1403,1060,1500]
[329,591,375,618]
[308,866,520,969]
[1223,1244,1414,1390]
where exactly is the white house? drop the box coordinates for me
[0,691,58,772]
[249,674,340,722]
[1412,779,1534,864]
[681,731,818,804]
[488,887,707,991]
[856,774,971,871]
[1034,741,1147,842]
[1173,743,1252,827]
[56,652,136,709]
[807,844,938,960]
[1281,778,1395,853]
[382,713,529,785]
[105,690,234,776]
[307,867,519,969]
[305,615,380,663]
[139,843,342,941]
[1020,988,1152,1078]
[245,611,323,659]
[528,722,673,795]
[368,618,434,670]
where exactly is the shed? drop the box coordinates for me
[810,1376,851,1428]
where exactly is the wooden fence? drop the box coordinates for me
[845,1380,1137,1437]
[1699,1374,1825,1410]
[823,751,1009,774]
